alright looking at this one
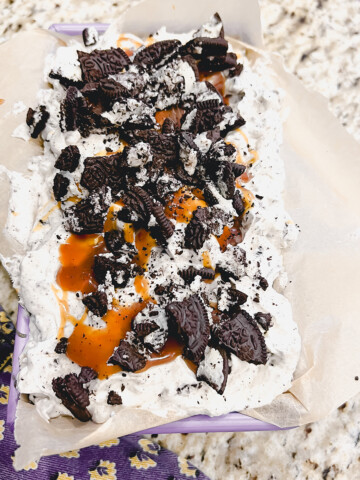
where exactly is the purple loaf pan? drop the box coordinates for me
[6,22,294,434]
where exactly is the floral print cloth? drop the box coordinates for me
[0,306,210,479]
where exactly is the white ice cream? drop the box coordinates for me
[5,21,301,424]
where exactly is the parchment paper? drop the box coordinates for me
[0,0,359,470]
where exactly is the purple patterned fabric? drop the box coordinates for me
[0,305,210,478]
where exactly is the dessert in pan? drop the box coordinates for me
[12,13,300,424]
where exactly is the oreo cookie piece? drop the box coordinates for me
[232,190,245,216]
[99,78,131,103]
[60,86,80,132]
[161,117,177,134]
[231,163,246,178]
[132,304,168,353]
[122,186,153,225]
[126,129,178,162]
[151,202,175,239]
[196,345,229,394]
[179,267,215,284]
[82,290,108,317]
[219,111,246,137]
[111,67,148,97]
[183,36,228,59]
[254,312,273,332]
[80,153,123,192]
[259,277,269,291]
[194,12,224,39]
[218,287,248,315]
[178,132,202,176]
[182,100,226,135]
[185,206,232,250]
[103,98,156,130]
[202,185,219,206]
[198,52,237,73]
[77,48,130,83]
[214,310,267,365]
[55,337,68,354]
[80,81,100,101]
[182,54,200,81]
[49,71,84,89]
[109,340,147,372]
[133,319,159,338]
[104,229,135,257]
[93,253,134,288]
[213,161,236,200]
[52,375,91,422]
[64,186,111,234]
[26,105,49,138]
[55,145,80,172]
[78,366,98,384]
[228,288,248,308]
[53,173,70,201]
[107,391,122,405]
[82,26,99,47]
[207,140,237,165]
[166,294,210,363]
[133,40,181,68]
[228,63,244,78]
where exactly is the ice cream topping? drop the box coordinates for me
[6,13,301,423]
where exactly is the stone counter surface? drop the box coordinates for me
[0,1,359,478]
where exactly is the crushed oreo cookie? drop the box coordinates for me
[78,48,130,83]
[26,105,49,138]
[179,267,215,283]
[183,36,228,59]
[122,186,153,225]
[80,154,122,192]
[197,345,229,394]
[104,229,136,258]
[151,202,175,239]
[82,27,99,47]
[55,145,80,172]
[52,374,91,422]
[134,40,181,68]
[82,290,108,317]
[132,304,168,353]
[185,207,231,250]
[107,390,122,405]
[53,173,70,201]
[55,337,68,354]
[214,310,267,365]
[254,312,273,332]
[166,294,210,363]
[233,190,245,216]
[109,340,147,372]
[93,254,131,288]
[78,366,98,384]
[64,186,111,234]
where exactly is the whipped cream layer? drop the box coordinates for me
[6,18,301,423]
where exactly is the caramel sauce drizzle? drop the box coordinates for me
[165,187,207,223]
[135,229,157,270]
[57,234,105,294]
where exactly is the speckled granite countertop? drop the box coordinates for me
[1,1,359,478]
